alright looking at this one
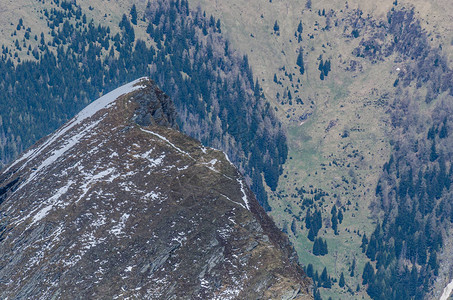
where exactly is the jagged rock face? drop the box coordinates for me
[0,78,311,299]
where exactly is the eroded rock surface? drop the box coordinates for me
[0,78,311,299]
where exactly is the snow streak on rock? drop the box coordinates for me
[4,77,147,174]
[440,279,453,300]
[140,128,194,160]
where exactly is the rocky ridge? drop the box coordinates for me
[0,78,311,299]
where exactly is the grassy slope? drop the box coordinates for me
[189,0,452,298]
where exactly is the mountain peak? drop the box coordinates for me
[0,79,311,299]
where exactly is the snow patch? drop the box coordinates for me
[144,191,160,201]
[4,77,147,174]
[110,213,130,237]
[125,266,133,272]
[177,165,189,171]
[440,279,453,300]
[238,179,250,210]
[202,159,219,173]
[91,214,107,228]
[172,232,187,245]
[223,152,233,165]
[134,150,165,168]
[31,205,53,225]
[17,120,102,192]
[29,181,73,225]
[75,168,116,203]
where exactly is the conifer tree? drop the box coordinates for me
[291,219,297,235]
[322,239,328,255]
[313,237,320,255]
[360,233,368,253]
[338,209,343,224]
[130,4,138,25]
[339,272,345,288]
[297,21,303,33]
[331,205,338,234]
[306,263,314,277]
[308,227,315,241]
[273,20,280,32]
[314,288,321,300]
[362,262,374,285]
[296,48,305,75]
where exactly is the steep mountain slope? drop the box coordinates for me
[0,78,311,299]
[0,0,287,211]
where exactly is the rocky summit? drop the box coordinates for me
[0,78,311,299]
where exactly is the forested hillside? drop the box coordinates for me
[0,0,287,209]
[190,0,453,299]
[358,8,453,299]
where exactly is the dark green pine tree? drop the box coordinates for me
[308,227,315,241]
[430,140,438,161]
[130,4,138,25]
[209,15,215,28]
[306,263,314,277]
[362,262,374,285]
[313,209,322,235]
[297,21,303,33]
[365,235,377,260]
[429,251,439,276]
[321,267,328,282]
[409,266,418,297]
[305,209,312,229]
[216,19,221,33]
[314,270,319,285]
[331,205,338,234]
[314,288,322,300]
[350,258,356,277]
[322,239,328,255]
[338,209,343,224]
[339,272,345,288]
[146,22,154,35]
[291,219,297,235]
[313,237,328,256]
[313,237,320,255]
[360,233,368,252]
[324,59,331,75]
[296,48,305,75]
[427,125,436,140]
[417,235,427,265]
[273,20,280,32]
[321,267,331,288]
